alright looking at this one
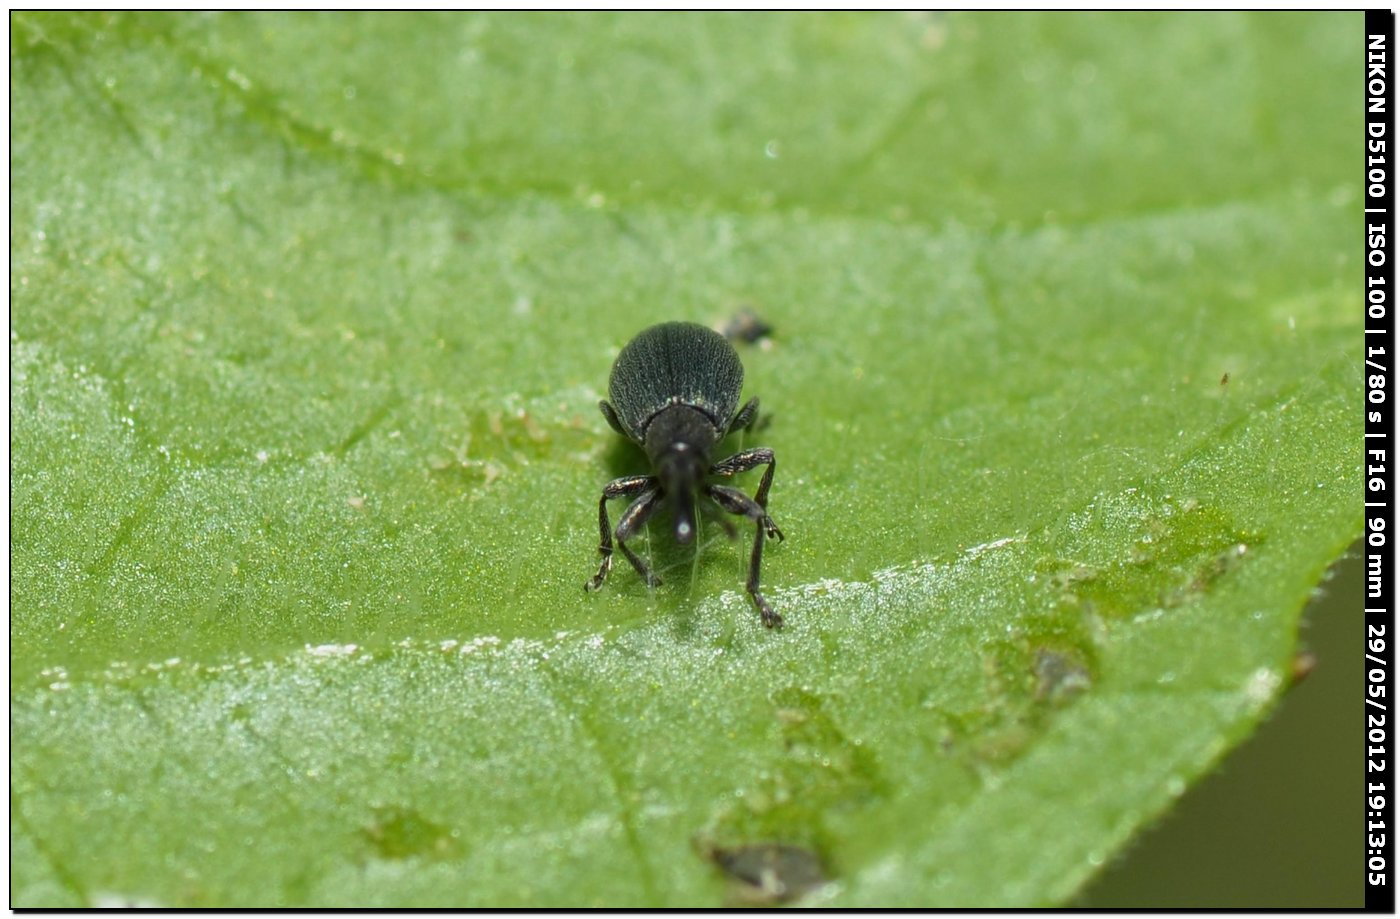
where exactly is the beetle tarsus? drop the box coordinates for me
[585,556,611,592]
[756,598,783,629]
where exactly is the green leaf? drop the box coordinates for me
[11,11,1360,907]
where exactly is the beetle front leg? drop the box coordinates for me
[585,475,655,592]
[710,448,780,519]
[612,485,666,587]
[706,483,783,628]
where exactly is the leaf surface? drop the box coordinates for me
[11,11,1360,907]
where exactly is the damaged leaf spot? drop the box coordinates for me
[699,687,884,875]
[702,841,829,904]
[361,806,461,862]
[1033,646,1093,704]
[1041,493,1261,619]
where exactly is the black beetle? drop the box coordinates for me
[584,321,785,627]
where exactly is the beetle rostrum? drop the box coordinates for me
[584,321,786,627]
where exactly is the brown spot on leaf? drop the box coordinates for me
[704,841,828,904]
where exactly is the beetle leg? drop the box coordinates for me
[700,500,739,540]
[726,397,760,436]
[706,483,784,628]
[612,486,666,587]
[709,448,781,520]
[598,400,628,437]
[585,475,657,591]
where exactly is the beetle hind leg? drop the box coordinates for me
[726,397,760,436]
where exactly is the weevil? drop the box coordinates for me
[584,321,785,627]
